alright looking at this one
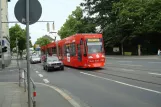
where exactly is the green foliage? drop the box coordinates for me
[35,37,51,47]
[9,24,26,52]
[58,6,96,39]
[81,0,161,51]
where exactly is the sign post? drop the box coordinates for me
[14,0,42,107]
[26,0,31,106]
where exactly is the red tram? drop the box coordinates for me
[41,33,105,68]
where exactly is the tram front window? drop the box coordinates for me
[87,42,103,54]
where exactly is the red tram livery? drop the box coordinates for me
[41,33,106,68]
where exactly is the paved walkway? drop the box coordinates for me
[0,60,75,107]
[0,82,28,107]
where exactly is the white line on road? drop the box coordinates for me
[36,83,82,107]
[148,72,161,76]
[22,71,24,79]
[43,79,50,84]
[118,61,132,63]
[148,62,161,64]
[38,74,43,77]
[121,69,135,72]
[120,64,142,67]
[35,71,39,73]
[80,72,161,94]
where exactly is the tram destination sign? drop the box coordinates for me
[87,38,100,42]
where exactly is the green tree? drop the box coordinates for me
[35,37,51,47]
[111,0,161,44]
[58,6,96,39]
[81,0,161,55]
[81,0,121,47]
[81,0,120,30]
[9,24,26,57]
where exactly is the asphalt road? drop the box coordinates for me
[1,57,161,107]
[30,57,161,107]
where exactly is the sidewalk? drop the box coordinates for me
[0,60,75,107]
[35,83,74,107]
[0,82,28,107]
[0,59,26,70]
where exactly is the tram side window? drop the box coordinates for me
[64,45,66,56]
[58,46,61,56]
[70,43,76,56]
[64,44,70,56]
[52,47,56,55]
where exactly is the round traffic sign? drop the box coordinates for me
[14,0,42,25]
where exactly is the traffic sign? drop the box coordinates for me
[14,0,42,25]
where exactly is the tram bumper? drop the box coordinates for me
[87,62,105,68]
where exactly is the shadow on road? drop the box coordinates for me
[65,65,105,71]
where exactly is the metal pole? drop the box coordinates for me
[16,38,19,67]
[0,0,2,68]
[26,0,31,107]
[0,0,5,69]
[121,43,124,56]
[16,38,21,86]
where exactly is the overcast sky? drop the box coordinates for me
[8,0,82,44]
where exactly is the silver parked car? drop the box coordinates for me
[30,55,41,64]
[43,56,64,71]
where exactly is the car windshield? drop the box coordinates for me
[87,42,103,54]
[47,57,59,62]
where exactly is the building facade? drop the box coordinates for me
[0,0,11,67]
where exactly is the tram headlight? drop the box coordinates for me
[88,56,93,59]
[100,59,105,61]
[101,55,105,58]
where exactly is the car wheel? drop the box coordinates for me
[60,66,64,70]
[46,67,49,72]
[43,66,45,70]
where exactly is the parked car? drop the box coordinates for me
[43,56,64,71]
[30,55,41,64]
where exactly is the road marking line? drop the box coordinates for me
[80,72,161,94]
[148,72,161,76]
[120,64,142,67]
[35,71,39,73]
[2,82,82,107]
[121,69,135,72]
[43,79,50,84]
[36,83,81,107]
[38,74,43,77]
[22,71,24,79]
[118,61,132,62]
[148,62,161,64]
